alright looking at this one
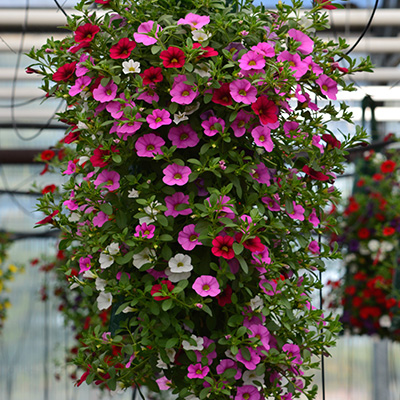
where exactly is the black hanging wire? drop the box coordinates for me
[0,95,45,108]
[54,0,69,18]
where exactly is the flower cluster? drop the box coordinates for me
[327,145,400,340]
[28,0,370,398]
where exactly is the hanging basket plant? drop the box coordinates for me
[29,0,372,398]
[327,143,400,340]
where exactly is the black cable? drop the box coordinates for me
[318,231,326,400]
[54,0,69,18]
[337,0,380,62]
[0,96,45,108]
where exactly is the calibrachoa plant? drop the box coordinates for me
[0,233,22,332]
[327,144,400,340]
[29,0,372,398]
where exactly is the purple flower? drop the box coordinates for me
[261,195,280,212]
[63,160,77,175]
[277,51,308,80]
[248,324,271,350]
[216,359,242,379]
[93,211,108,227]
[178,224,202,251]
[229,80,257,105]
[177,13,210,30]
[201,116,225,137]
[187,363,209,379]
[235,347,261,370]
[162,164,191,186]
[308,208,320,227]
[225,42,246,61]
[287,201,305,221]
[106,93,135,119]
[282,343,302,365]
[308,240,320,254]
[284,121,300,138]
[135,133,165,157]
[164,192,192,217]
[316,74,338,100]
[79,255,92,274]
[235,385,261,400]
[93,80,118,103]
[134,222,155,239]
[251,42,275,57]
[94,170,120,191]
[168,124,199,148]
[192,275,220,297]
[146,109,172,129]
[251,163,272,185]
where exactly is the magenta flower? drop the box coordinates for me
[164,192,192,217]
[156,376,171,390]
[312,135,324,154]
[288,28,314,55]
[235,385,261,400]
[216,359,242,379]
[79,255,92,274]
[177,13,210,30]
[248,324,271,350]
[287,201,305,221]
[231,110,251,137]
[63,160,77,175]
[251,163,272,185]
[146,109,172,129]
[133,21,162,46]
[113,115,143,140]
[316,74,338,100]
[252,246,271,269]
[178,224,201,251]
[259,278,281,296]
[282,343,303,365]
[137,84,159,104]
[251,42,275,57]
[135,133,165,157]
[235,347,261,370]
[187,363,210,379]
[170,75,198,105]
[261,196,280,212]
[134,222,155,239]
[277,51,308,80]
[93,80,118,103]
[239,50,266,71]
[303,56,323,76]
[192,275,221,297]
[76,53,91,77]
[284,121,300,138]
[69,76,92,96]
[162,164,191,186]
[93,211,108,227]
[308,208,320,227]
[94,170,120,191]
[106,94,135,119]
[308,240,320,254]
[251,126,274,152]
[201,116,225,137]
[229,80,257,105]
[168,124,199,148]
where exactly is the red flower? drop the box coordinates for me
[90,145,116,167]
[235,232,265,252]
[357,227,370,240]
[160,46,186,68]
[211,235,235,260]
[52,62,77,82]
[354,271,367,281]
[151,280,174,301]
[62,127,80,144]
[36,210,59,225]
[344,285,356,296]
[26,67,40,74]
[383,227,395,236]
[315,0,337,9]
[217,285,233,307]
[251,96,278,125]
[140,66,163,85]
[356,179,365,187]
[375,213,385,222]
[372,173,383,181]
[212,83,232,106]
[95,0,111,3]
[192,43,218,58]
[74,23,100,43]
[352,297,363,308]
[386,298,397,309]
[321,133,341,149]
[302,165,330,181]
[110,38,136,59]
[42,184,56,194]
[75,365,92,387]
[40,149,55,161]
[380,160,396,173]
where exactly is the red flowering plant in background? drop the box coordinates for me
[327,147,400,340]
[28,0,372,398]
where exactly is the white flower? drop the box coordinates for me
[192,29,211,42]
[344,253,356,263]
[165,348,176,363]
[242,370,265,386]
[156,356,168,370]
[100,253,114,269]
[95,277,107,291]
[97,292,113,310]
[77,121,88,130]
[70,282,79,290]
[359,246,369,255]
[184,102,200,115]
[83,270,96,279]
[381,241,394,252]
[379,315,392,328]
[68,212,80,222]
[250,295,264,311]
[168,254,193,273]
[122,59,141,74]
[182,334,204,351]
[139,201,162,224]
[78,156,90,166]
[185,395,200,400]
[122,306,136,313]
[106,242,120,255]
[368,240,380,252]
[194,64,211,78]
[128,188,140,198]
[165,267,191,282]
[173,111,189,125]
[133,247,156,269]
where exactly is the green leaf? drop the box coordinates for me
[184,63,194,72]
[240,346,251,361]
[165,337,178,348]
[236,255,248,274]
[232,242,244,255]
[83,285,93,296]
[115,251,134,265]
[157,214,168,226]
[162,299,173,311]
[100,203,113,216]
[151,45,161,54]
[202,305,213,316]
[112,154,122,164]
[285,198,294,214]
[223,368,238,379]
[159,234,173,241]
[169,102,178,114]
[58,239,71,250]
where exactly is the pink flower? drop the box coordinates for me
[69,76,92,96]
[135,133,165,157]
[112,115,143,140]
[316,74,338,100]
[216,359,242,379]
[137,84,159,104]
[277,51,308,80]
[261,196,280,212]
[308,240,320,254]
[162,164,191,186]
[134,222,155,239]
[239,51,266,71]
[147,109,172,129]
[259,279,281,296]
[168,124,199,148]
[248,324,271,350]
[170,75,198,105]
[251,163,272,185]
[229,80,257,104]
[252,246,271,269]
[284,121,300,138]
[93,211,108,227]
[133,21,162,46]
[178,224,201,251]
[192,275,220,297]
[201,116,225,137]
[312,135,324,154]
[79,255,92,273]
[156,376,171,390]
[235,347,261,370]
[92,80,118,103]
[106,94,135,119]
[63,160,77,175]
[287,201,305,221]
[282,343,302,365]
[235,385,260,400]
[288,29,314,55]
[164,192,192,217]
[251,42,275,57]
[251,126,274,152]
[177,13,210,30]
[308,208,320,227]
[187,363,210,379]
[231,110,251,137]
[94,170,120,191]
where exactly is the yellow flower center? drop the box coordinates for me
[259,135,265,142]
[155,117,162,123]
[180,133,188,140]
[202,284,210,291]
[174,173,182,180]
[249,60,256,66]
[239,89,247,96]
[322,84,328,91]
[146,144,155,151]
[182,90,190,96]
[189,234,197,242]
